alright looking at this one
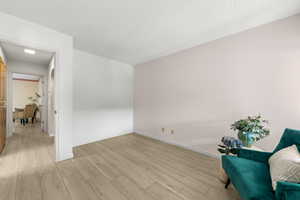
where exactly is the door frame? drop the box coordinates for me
[47,57,56,137]
[7,72,48,136]
[1,37,61,161]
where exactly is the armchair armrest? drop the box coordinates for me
[276,181,300,200]
[237,148,273,163]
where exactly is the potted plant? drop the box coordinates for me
[231,115,270,147]
[217,136,243,155]
[28,92,41,105]
[217,136,243,183]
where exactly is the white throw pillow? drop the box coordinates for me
[269,145,300,190]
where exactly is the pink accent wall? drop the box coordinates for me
[134,14,300,157]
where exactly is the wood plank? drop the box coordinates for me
[15,169,43,200]
[2,122,240,200]
[87,154,121,180]
[112,176,156,200]
[40,168,71,200]
[95,143,155,188]
[56,160,101,200]
[146,182,184,200]
[0,135,19,200]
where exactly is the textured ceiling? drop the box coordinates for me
[0,0,300,65]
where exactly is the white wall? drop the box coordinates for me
[73,50,133,146]
[8,60,48,75]
[12,79,39,109]
[134,14,300,157]
[0,11,73,161]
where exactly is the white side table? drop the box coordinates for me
[242,146,264,151]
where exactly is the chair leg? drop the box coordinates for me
[225,178,231,189]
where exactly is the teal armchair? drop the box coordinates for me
[222,128,300,200]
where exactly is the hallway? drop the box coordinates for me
[0,123,57,200]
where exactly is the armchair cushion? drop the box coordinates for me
[275,181,300,200]
[222,155,275,200]
[237,148,273,163]
[274,129,300,153]
[269,145,300,190]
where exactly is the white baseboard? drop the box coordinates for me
[134,132,219,159]
[73,132,132,147]
[56,151,74,162]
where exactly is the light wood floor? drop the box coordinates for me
[0,124,241,200]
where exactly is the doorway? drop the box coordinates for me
[12,73,42,127]
[1,40,57,161]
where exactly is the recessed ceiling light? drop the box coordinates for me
[24,48,36,55]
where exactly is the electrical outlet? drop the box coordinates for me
[171,130,174,134]
[161,128,165,133]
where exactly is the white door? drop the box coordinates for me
[38,77,47,132]
[48,57,56,137]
